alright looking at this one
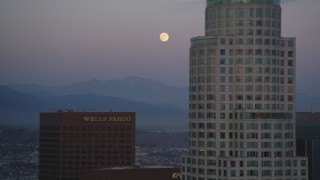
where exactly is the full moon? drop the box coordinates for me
[160,32,169,42]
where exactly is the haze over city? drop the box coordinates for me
[1,0,320,96]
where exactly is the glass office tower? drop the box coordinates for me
[181,0,308,179]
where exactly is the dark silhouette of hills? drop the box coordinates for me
[0,85,187,129]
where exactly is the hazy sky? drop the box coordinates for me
[1,0,320,95]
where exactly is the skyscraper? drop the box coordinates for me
[181,0,308,179]
[39,111,135,180]
[296,139,320,180]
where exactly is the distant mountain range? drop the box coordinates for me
[8,76,188,110]
[1,76,320,129]
[0,85,187,129]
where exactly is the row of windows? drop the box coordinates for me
[59,155,132,160]
[191,102,291,111]
[191,77,293,85]
[61,126,133,131]
[191,58,294,66]
[40,126,60,131]
[206,28,281,37]
[191,37,294,48]
[191,131,294,138]
[41,148,133,156]
[206,20,280,29]
[212,51,292,60]
[183,176,306,180]
[206,0,281,7]
[191,100,294,112]
[189,104,294,115]
[189,84,294,93]
[206,7,280,20]
[58,141,132,147]
[191,105,292,113]
[182,168,306,178]
[190,139,294,149]
[190,68,294,77]
[41,154,133,161]
[192,48,294,58]
[59,132,132,138]
[182,158,306,168]
[189,122,294,130]
[190,131,294,140]
[40,132,60,138]
[189,94,293,102]
[188,149,295,158]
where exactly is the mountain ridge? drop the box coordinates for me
[7,76,320,112]
[8,76,188,110]
[0,85,188,129]
[2,77,320,129]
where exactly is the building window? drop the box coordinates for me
[256,20,263,27]
[247,161,258,167]
[247,123,257,130]
[237,8,244,17]
[247,142,258,148]
[261,123,271,130]
[275,170,283,176]
[256,8,263,17]
[274,142,282,148]
[261,133,271,139]
[274,151,282,158]
[247,170,258,176]
[220,38,225,45]
[261,152,271,158]
[247,151,258,158]
[220,49,226,55]
[274,123,282,130]
[261,161,272,167]
[262,170,272,176]
[261,142,272,148]
[288,39,294,47]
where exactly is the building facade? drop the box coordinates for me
[296,139,320,180]
[296,112,320,180]
[39,111,135,180]
[181,0,308,179]
[80,165,181,180]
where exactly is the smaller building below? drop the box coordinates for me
[80,165,181,180]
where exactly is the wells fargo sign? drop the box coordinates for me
[83,116,132,122]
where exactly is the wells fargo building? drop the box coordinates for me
[39,111,135,180]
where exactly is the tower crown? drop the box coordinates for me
[207,0,280,7]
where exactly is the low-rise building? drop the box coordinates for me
[80,165,181,180]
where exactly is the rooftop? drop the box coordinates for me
[207,0,280,7]
[97,165,179,171]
